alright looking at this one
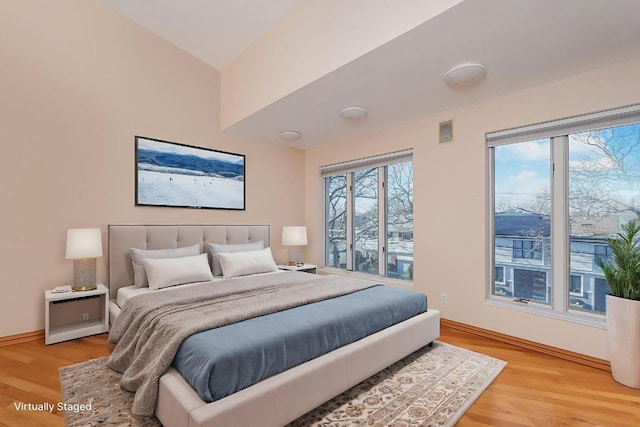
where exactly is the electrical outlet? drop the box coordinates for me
[82,312,89,321]
[441,293,448,304]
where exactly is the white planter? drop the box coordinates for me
[606,294,640,388]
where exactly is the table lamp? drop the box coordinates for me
[282,226,307,266]
[66,228,102,291]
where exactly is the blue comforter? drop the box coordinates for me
[172,284,427,402]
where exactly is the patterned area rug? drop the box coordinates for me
[59,342,505,426]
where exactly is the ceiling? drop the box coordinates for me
[100,0,640,149]
[100,0,300,69]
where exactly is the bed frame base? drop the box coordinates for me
[157,309,440,427]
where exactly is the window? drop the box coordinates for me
[326,174,347,269]
[323,151,413,280]
[594,245,613,264]
[493,139,551,305]
[513,239,543,260]
[353,168,379,275]
[494,266,510,296]
[593,278,609,313]
[569,275,583,296]
[488,104,640,319]
[386,161,414,280]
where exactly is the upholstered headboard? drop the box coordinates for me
[108,225,270,300]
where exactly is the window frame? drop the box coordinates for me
[324,174,348,270]
[486,103,640,326]
[322,151,413,282]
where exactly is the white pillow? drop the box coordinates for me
[217,247,278,279]
[208,241,265,276]
[142,253,214,290]
[130,244,200,288]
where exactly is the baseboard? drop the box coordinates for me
[1,322,610,372]
[0,330,44,347]
[441,318,611,372]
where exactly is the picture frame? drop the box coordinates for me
[135,136,245,210]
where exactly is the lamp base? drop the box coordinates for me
[287,247,303,267]
[72,284,97,291]
[73,258,97,292]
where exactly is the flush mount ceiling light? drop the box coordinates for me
[444,63,486,86]
[339,106,368,119]
[279,130,302,141]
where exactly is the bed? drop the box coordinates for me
[108,224,440,427]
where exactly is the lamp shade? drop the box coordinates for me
[65,228,103,259]
[282,226,307,246]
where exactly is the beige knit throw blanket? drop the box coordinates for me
[108,271,376,416]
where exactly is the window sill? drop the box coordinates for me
[319,267,414,290]
[485,297,606,329]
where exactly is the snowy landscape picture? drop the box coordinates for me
[135,136,245,210]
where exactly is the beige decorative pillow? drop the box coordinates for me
[130,244,200,288]
[142,253,213,290]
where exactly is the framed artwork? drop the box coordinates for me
[135,136,245,210]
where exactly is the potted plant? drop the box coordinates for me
[596,220,640,388]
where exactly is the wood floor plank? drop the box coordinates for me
[0,327,639,426]
[0,334,112,426]
[441,326,640,426]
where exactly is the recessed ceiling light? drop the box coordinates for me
[279,130,302,141]
[444,63,486,86]
[339,106,368,119]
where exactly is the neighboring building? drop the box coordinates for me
[494,209,626,313]
[494,209,552,302]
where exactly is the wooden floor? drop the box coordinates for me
[441,327,640,427]
[0,326,639,426]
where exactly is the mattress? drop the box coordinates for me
[172,285,428,403]
[117,285,151,308]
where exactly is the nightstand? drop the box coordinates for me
[44,283,109,345]
[278,263,317,274]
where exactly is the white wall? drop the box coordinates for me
[304,58,640,360]
[0,0,305,338]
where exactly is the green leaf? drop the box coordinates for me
[596,220,640,300]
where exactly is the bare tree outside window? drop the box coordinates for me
[354,168,378,274]
[386,161,413,279]
[325,160,414,280]
[568,123,640,312]
[326,174,346,268]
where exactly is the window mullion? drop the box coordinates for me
[378,167,386,276]
[486,148,496,300]
[346,172,354,271]
[551,135,569,312]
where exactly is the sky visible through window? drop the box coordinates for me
[494,138,550,214]
[495,123,640,216]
